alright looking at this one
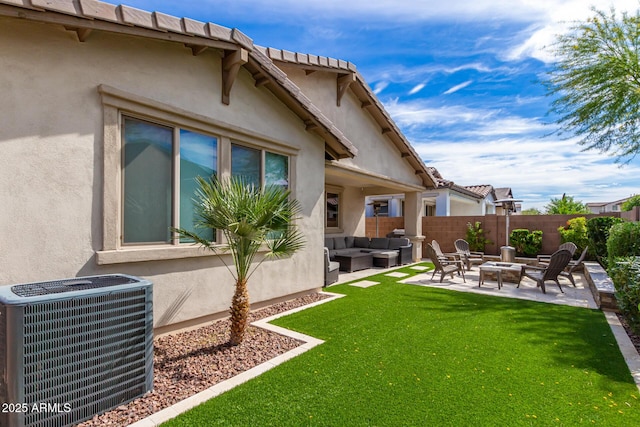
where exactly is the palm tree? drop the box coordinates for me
[173,176,305,345]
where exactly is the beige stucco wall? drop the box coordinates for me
[279,66,424,188]
[0,18,326,330]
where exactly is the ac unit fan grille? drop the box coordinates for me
[11,275,138,297]
[21,289,152,427]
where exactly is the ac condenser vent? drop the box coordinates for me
[0,274,153,427]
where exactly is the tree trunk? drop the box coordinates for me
[229,277,250,345]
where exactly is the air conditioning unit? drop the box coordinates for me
[0,274,153,427]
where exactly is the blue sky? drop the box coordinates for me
[105,0,640,210]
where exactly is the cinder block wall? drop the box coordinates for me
[365,213,623,257]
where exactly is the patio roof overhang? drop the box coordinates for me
[325,161,426,196]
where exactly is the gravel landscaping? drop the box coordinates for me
[78,292,329,426]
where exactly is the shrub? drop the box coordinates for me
[557,217,589,258]
[610,257,640,334]
[465,221,492,252]
[607,222,640,268]
[621,195,640,211]
[509,229,543,257]
[586,216,625,265]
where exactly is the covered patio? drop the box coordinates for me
[325,161,428,262]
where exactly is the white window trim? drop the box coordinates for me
[97,85,298,265]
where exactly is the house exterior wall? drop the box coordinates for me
[0,18,326,332]
[278,67,424,188]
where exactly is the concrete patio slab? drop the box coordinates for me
[348,280,380,288]
[400,267,597,309]
[385,272,409,278]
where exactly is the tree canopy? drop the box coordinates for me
[545,194,591,215]
[173,176,304,345]
[545,7,640,163]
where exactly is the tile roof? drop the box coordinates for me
[464,185,494,198]
[260,46,436,188]
[0,0,358,159]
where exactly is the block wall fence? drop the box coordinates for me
[365,212,628,256]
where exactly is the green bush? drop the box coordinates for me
[509,229,543,257]
[586,216,625,265]
[607,222,640,268]
[465,221,492,252]
[610,257,640,334]
[557,217,589,259]
[621,195,640,211]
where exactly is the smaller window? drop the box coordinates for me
[231,144,289,189]
[326,192,340,228]
[424,204,436,217]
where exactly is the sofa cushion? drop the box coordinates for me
[325,237,334,250]
[334,237,346,250]
[370,238,389,250]
[345,236,355,248]
[389,238,410,250]
[354,237,370,248]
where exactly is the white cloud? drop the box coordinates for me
[443,80,473,95]
[373,81,389,95]
[413,135,640,209]
[408,83,426,95]
[382,97,640,209]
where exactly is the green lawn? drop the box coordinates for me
[164,264,640,426]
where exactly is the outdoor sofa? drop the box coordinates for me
[324,236,413,270]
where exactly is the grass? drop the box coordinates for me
[164,264,640,426]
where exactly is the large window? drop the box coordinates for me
[98,86,299,264]
[231,143,289,189]
[122,116,217,245]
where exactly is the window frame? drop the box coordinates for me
[97,85,298,264]
[231,142,290,190]
[325,185,344,234]
[121,115,219,246]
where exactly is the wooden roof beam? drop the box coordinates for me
[186,44,208,56]
[304,120,319,131]
[222,48,249,105]
[337,73,355,107]
[64,26,92,42]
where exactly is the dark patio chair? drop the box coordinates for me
[537,242,577,265]
[559,246,589,286]
[521,249,573,293]
[454,239,484,271]
[425,243,466,283]
[324,247,339,287]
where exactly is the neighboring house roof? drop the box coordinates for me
[464,185,495,199]
[0,0,357,159]
[587,195,635,208]
[425,167,483,200]
[494,187,514,201]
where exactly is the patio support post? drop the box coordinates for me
[404,191,424,262]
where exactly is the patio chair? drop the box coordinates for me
[431,240,465,270]
[324,247,339,287]
[537,242,577,265]
[425,243,466,283]
[521,249,573,293]
[559,246,589,287]
[454,239,484,271]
